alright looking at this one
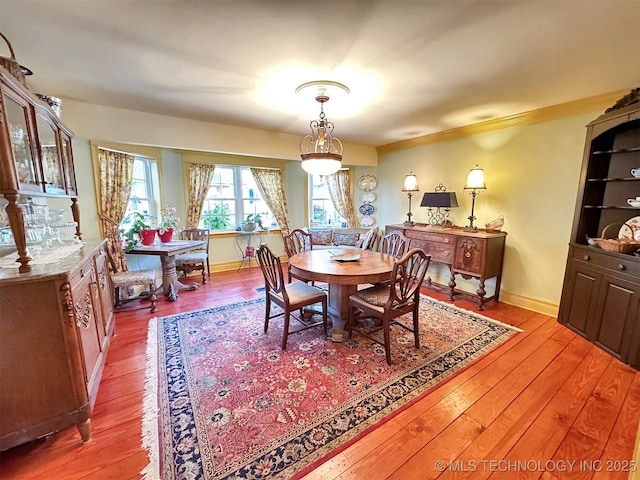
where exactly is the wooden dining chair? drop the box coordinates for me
[282,229,313,283]
[347,248,430,364]
[175,228,210,284]
[256,244,328,350]
[379,230,410,258]
[106,248,158,313]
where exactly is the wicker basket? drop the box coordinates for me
[0,32,28,87]
[594,238,640,254]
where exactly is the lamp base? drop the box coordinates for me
[464,226,478,233]
[403,221,415,226]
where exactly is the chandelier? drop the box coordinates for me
[296,81,349,176]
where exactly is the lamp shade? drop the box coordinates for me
[402,172,419,192]
[420,192,459,208]
[464,165,487,190]
[301,153,342,175]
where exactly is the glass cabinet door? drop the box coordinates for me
[35,112,65,195]
[60,133,77,196]
[2,92,41,192]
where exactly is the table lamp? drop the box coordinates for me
[463,164,486,232]
[420,183,458,226]
[402,172,419,226]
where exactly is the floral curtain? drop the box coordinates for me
[186,163,215,228]
[325,169,356,228]
[97,147,135,271]
[250,168,291,235]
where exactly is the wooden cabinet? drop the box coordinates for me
[385,224,507,310]
[558,91,640,369]
[0,240,114,451]
[0,64,81,273]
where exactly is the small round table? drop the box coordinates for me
[288,248,395,342]
[235,230,263,270]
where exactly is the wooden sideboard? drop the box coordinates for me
[385,224,507,310]
[0,239,114,451]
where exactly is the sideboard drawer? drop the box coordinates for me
[405,229,454,245]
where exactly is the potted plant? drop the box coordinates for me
[158,206,181,242]
[120,212,155,251]
[241,213,264,232]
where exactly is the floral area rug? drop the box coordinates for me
[142,296,520,480]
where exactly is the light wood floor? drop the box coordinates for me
[1,267,639,480]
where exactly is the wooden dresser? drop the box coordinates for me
[385,224,507,310]
[0,239,114,450]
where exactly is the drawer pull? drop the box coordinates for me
[443,238,449,243]
[618,264,626,271]
[464,252,471,258]
[583,255,590,261]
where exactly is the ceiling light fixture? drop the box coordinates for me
[296,80,349,176]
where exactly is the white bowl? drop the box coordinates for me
[628,200,640,208]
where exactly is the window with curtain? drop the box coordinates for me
[119,155,160,231]
[200,166,277,231]
[309,174,347,227]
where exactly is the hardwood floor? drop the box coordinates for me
[1,267,639,480]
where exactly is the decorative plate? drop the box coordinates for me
[358,175,377,192]
[331,253,361,262]
[619,216,640,240]
[359,203,375,216]
[360,191,376,203]
[360,216,374,227]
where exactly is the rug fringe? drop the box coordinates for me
[423,295,524,332]
[140,317,161,480]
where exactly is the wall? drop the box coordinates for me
[375,112,601,315]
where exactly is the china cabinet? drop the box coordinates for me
[0,240,114,451]
[558,90,640,369]
[0,64,80,273]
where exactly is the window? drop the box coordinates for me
[120,155,160,230]
[200,166,277,231]
[309,174,346,227]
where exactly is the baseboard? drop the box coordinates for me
[499,290,559,317]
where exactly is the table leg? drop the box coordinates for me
[161,255,199,302]
[327,283,357,343]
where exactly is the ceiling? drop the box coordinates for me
[1,1,639,148]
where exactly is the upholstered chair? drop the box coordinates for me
[175,229,210,284]
[106,248,157,313]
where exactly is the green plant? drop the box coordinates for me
[119,212,152,252]
[245,213,264,230]
[201,204,231,231]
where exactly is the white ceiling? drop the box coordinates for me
[1,0,639,147]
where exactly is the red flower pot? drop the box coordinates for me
[139,229,157,245]
[159,228,174,243]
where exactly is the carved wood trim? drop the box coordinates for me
[60,282,74,326]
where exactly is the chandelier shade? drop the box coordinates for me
[298,81,348,176]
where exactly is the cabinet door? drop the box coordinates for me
[94,247,114,342]
[453,237,486,275]
[71,266,103,394]
[590,273,640,364]
[558,260,600,334]
[35,111,65,195]
[60,132,77,196]
[1,90,41,193]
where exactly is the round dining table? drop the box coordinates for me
[288,248,396,342]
